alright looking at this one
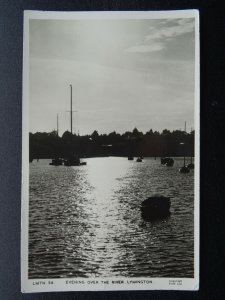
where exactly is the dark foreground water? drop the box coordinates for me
[29,157,194,279]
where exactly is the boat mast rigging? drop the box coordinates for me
[68,84,77,135]
[57,114,59,136]
[70,84,73,135]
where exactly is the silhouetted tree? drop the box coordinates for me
[91,130,99,140]
[29,128,195,159]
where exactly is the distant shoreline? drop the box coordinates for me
[29,128,194,160]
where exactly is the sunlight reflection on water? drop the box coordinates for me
[29,157,194,278]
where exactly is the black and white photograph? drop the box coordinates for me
[21,10,199,292]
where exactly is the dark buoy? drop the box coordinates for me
[179,166,190,173]
[136,157,142,162]
[141,196,171,220]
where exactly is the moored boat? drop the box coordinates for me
[187,156,194,169]
[64,155,80,166]
[49,157,63,166]
[165,158,174,167]
[179,166,190,173]
[161,157,174,166]
[187,163,194,169]
[179,121,190,173]
[63,85,87,167]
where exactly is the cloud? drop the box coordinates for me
[124,18,194,55]
[145,18,194,42]
[125,43,164,53]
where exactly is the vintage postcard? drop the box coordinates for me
[21,10,199,292]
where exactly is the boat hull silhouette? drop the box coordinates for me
[161,157,174,165]
[64,156,80,166]
[179,166,190,173]
[165,158,174,167]
[187,163,194,169]
[64,155,87,166]
[49,158,63,166]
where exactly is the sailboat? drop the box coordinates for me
[179,153,190,173]
[64,84,86,166]
[160,138,174,167]
[161,157,174,166]
[161,156,174,166]
[49,114,63,166]
[165,157,174,167]
[179,122,190,173]
[187,128,194,169]
[187,156,194,169]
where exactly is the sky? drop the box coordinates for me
[29,17,196,136]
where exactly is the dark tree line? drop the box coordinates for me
[29,128,194,159]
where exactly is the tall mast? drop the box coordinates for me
[190,126,192,163]
[57,114,59,136]
[70,84,73,135]
[184,121,186,166]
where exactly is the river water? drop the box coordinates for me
[29,157,194,279]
